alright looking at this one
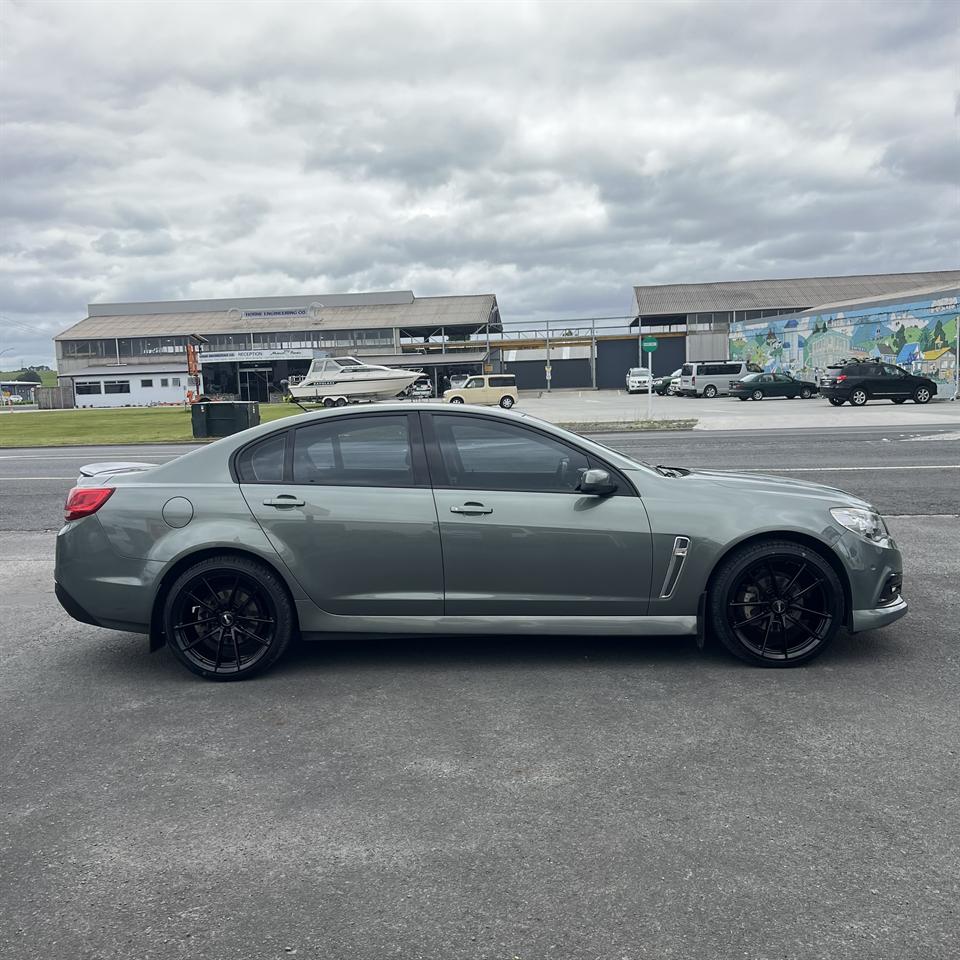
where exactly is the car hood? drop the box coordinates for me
[681,468,873,509]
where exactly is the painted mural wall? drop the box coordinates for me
[728,291,959,387]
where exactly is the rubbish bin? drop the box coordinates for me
[191,401,261,439]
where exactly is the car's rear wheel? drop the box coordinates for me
[710,541,843,667]
[703,384,718,398]
[499,396,515,409]
[828,397,845,406]
[800,387,813,399]
[163,556,294,681]
[850,388,868,406]
[751,389,764,401]
[913,386,931,404]
[449,396,465,404]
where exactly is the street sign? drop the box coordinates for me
[642,337,658,353]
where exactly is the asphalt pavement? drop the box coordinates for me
[1,424,958,959]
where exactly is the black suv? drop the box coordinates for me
[819,359,937,406]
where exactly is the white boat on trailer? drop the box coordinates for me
[286,356,421,406]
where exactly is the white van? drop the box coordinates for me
[679,360,762,398]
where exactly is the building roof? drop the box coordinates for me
[786,281,960,318]
[56,292,499,341]
[62,363,189,378]
[633,271,960,316]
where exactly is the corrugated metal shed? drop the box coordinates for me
[56,293,498,340]
[634,271,960,315]
[786,281,960,317]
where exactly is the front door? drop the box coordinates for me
[424,412,653,616]
[239,413,443,616]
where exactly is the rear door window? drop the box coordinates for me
[292,416,415,487]
[237,431,287,483]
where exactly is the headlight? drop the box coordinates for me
[830,507,889,544]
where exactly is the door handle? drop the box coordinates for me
[450,502,493,515]
[262,495,305,508]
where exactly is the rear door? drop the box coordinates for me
[239,413,443,615]
[424,411,653,616]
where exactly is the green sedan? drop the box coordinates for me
[731,372,819,401]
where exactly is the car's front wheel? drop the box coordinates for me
[828,397,845,406]
[163,555,294,681]
[913,386,932,404]
[709,540,843,667]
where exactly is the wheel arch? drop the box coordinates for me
[703,530,853,629]
[149,546,301,651]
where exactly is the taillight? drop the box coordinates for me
[691,376,696,384]
[64,486,114,521]
[836,374,847,382]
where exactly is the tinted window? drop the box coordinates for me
[103,381,130,394]
[488,376,515,387]
[433,415,590,493]
[293,416,413,487]
[720,364,742,375]
[75,382,102,394]
[681,364,693,376]
[759,374,774,383]
[774,374,792,382]
[237,432,286,484]
[141,379,153,387]
[883,365,906,378]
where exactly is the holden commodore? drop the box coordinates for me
[55,404,907,680]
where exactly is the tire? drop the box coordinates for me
[850,388,868,406]
[751,389,764,401]
[499,395,515,409]
[163,555,295,681]
[892,398,907,405]
[703,384,718,398]
[800,387,812,399]
[334,397,348,407]
[828,397,845,407]
[449,396,465,404]
[913,386,932,404]
[709,540,844,667]
[322,397,336,408]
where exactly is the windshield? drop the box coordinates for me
[628,368,647,376]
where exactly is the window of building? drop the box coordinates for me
[141,379,154,388]
[161,378,169,387]
[293,416,414,487]
[75,381,102,395]
[171,377,181,387]
[103,381,131,394]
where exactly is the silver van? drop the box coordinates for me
[679,360,762,398]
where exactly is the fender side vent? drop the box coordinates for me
[659,536,691,599]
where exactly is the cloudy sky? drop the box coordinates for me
[1,0,958,366]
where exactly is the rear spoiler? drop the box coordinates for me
[77,461,156,484]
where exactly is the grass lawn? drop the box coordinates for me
[0,403,301,447]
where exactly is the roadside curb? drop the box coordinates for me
[556,419,698,433]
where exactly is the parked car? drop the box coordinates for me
[443,374,518,409]
[730,372,819,401]
[56,404,907,680]
[625,367,652,394]
[652,368,682,395]
[679,360,762,397]
[819,360,937,407]
[406,378,434,399]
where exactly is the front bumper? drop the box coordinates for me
[850,595,908,633]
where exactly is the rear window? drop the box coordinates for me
[681,364,693,376]
[237,431,287,483]
[488,376,515,387]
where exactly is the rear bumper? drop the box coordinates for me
[850,596,908,633]
[55,581,102,627]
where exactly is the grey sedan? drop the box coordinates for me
[55,404,907,680]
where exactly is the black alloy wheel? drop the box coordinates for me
[800,387,813,399]
[703,384,718,398]
[828,397,845,406]
[710,541,843,666]
[849,388,868,406]
[163,556,294,680]
[751,388,764,401]
[913,386,932,404]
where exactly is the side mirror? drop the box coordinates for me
[578,468,617,496]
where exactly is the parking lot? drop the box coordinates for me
[1,426,958,959]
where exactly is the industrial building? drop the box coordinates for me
[54,291,501,406]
